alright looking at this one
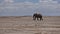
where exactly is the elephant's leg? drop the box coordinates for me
[40,18,43,21]
[37,17,39,20]
[33,17,36,20]
[40,17,42,21]
[40,18,41,21]
[42,18,43,21]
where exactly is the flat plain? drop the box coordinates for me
[0,16,60,34]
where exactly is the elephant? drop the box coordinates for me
[33,13,43,21]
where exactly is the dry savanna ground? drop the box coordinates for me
[0,16,60,34]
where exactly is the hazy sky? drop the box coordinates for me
[0,0,60,16]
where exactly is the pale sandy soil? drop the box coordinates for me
[0,16,60,34]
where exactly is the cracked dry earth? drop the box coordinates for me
[0,16,60,34]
